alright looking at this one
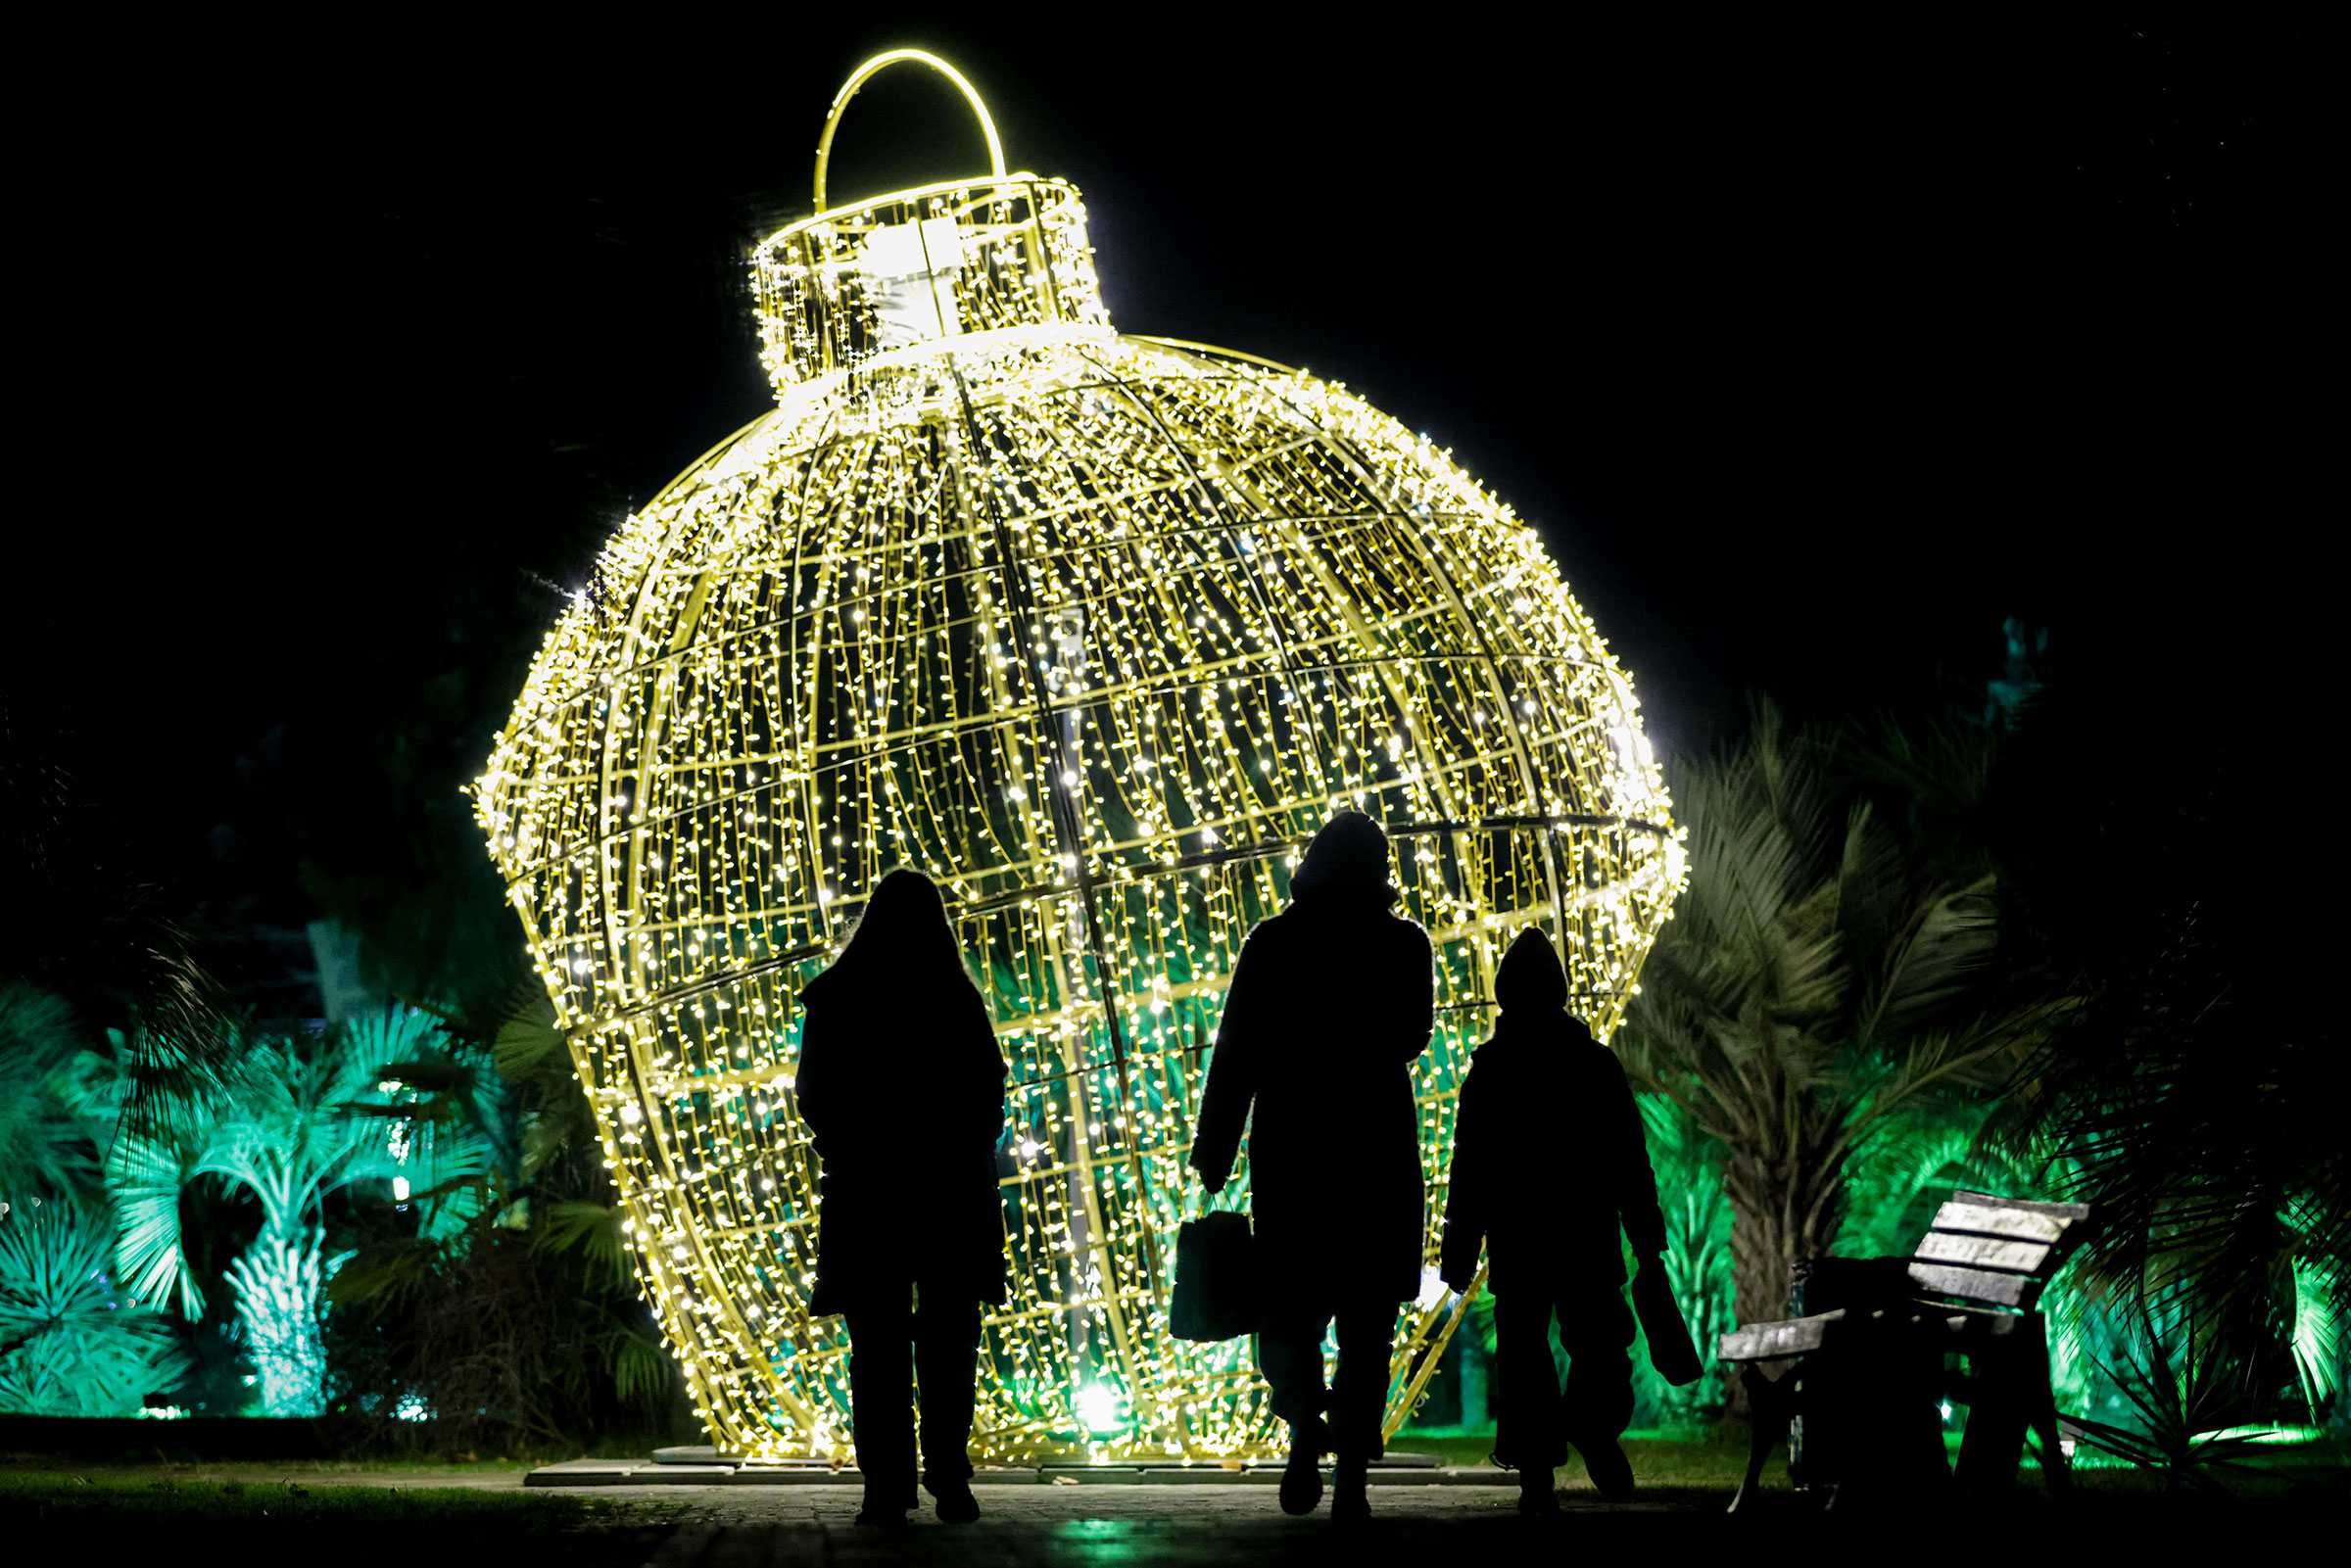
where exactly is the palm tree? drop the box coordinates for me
[107,1009,486,1416]
[1,982,200,1416]
[1615,711,2036,1348]
[0,1203,188,1415]
[1636,1094,1735,1422]
[2001,898,2348,1422]
[0,983,107,1213]
[326,987,677,1451]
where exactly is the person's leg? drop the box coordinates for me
[842,1294,918,1523]
[1255,1302,1331,1431]
[1255,1297,1332,1514]
[911,1282,983,1521]
[1327,1298,1399,1521]
[1328,1298,1398,1461]
[1559,1282,1637,1500]
[1491,1284,1567,1508]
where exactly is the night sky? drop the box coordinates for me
[15,14,2320,1000]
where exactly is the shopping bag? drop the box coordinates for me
[1633,1261,1703,1386]
[1170,1209,1258,1342]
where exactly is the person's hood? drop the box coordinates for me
[1474,929,1604,1066]
[1493,927,1569,1012]
[1290,810,1400,907]
[798,947,973,1013]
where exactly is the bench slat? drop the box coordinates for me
[1930,1199,2072,1246]
[1914,1231,2055,1276]
[1718,1309,1844,1362]
[1908,1260,2042,1308]
[1952,1189,2091,1222]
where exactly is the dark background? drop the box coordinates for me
[15,11,2320,1010]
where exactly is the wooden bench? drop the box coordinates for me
[1716,1190,2094,1511]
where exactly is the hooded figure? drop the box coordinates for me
[1440,926,1667,1508]
[1190,811,1434,1521]
[795,868,1008,1526]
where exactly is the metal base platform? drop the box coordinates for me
[527,1448,1504,1488]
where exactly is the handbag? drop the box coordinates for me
[1170,1202,1259,1342]
[1632,1260,1703,1386]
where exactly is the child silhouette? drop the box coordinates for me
[1441,927,1667,1509]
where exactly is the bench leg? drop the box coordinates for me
[1953,1316,2049,1496]
[1953,1397,2026,1492]
[2028,1374,2072,1497]
[1729,1366,1793,1514]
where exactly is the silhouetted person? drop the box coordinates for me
[1441,927,1667,1510]
[1191,812,1434,1522]
[796,869,1008,1527]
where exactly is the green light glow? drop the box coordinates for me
[0,1205,187,1416]
[1074,1382,1126,1435]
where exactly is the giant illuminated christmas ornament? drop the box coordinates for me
[475,52,1682,1462]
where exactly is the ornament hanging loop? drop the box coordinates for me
[814,50,1008,214]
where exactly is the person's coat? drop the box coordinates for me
[1191,890,1435,1305]
[795,952,1009,1314]
[1441,927,1667,1293]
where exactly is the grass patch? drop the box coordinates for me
[1394,1426,2351,1498]
[0,1453,537,1482]
[1395,1426,1761,1489]
[0,1472,682,1558]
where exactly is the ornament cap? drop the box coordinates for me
[751,176,1110,398]
[751,53,1110,398]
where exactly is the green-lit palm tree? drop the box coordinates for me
[107,1009,489,1416]
[1636,1094,1735,1422]
[0,983,106,1212]
[326,987,676,1451]
[1,983,192,1416]
[1616,711,2037,1341]
[0,1203,188,1415]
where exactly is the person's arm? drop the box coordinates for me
[1189,929,1267,1193]
[1602,1050,1669,1261]
[1388,922,1436,1065]
[964,985,1010,1149]
[792,999,839,1149]
[1439,1065,1487,1290]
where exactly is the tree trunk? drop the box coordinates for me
[227,1224,327,1416]
[1721,1139,1848,1417]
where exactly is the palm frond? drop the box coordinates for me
[535,1200,632,1290]
[1851,876,1998,1051]
[608,1324,670,1410]
[105,1118,211,1318]
[0,984,105,1208]
[492,1009,568,1086]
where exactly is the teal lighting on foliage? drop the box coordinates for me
[0,1205,187,1416]
[106,1010,494,1417]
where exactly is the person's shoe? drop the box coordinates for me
[854,1498,912,1527]
[1279,1444,1324,1516]
[1277,1414,1328,1515]
[1330,1457,1369,1524]
[931,1482,981,1524]
[1578,1439,1635,1503]
[1517,1468,1560,1514]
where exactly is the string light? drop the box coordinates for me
[474,54,1681,1464]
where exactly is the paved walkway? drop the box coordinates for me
[552,1481,1734,1565]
